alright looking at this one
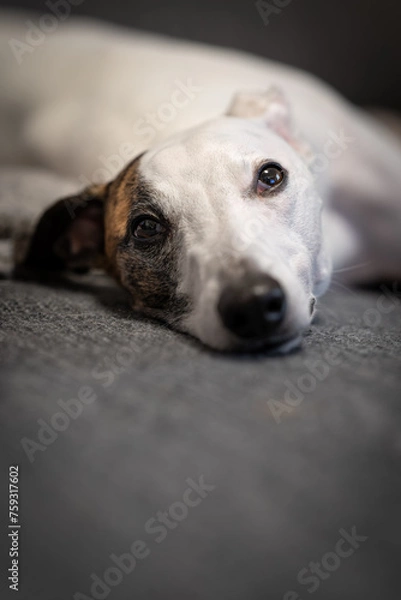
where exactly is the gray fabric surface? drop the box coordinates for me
[1,272,400,599]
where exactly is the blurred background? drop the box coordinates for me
[1,0,401,111]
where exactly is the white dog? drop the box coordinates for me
[1,13,401,351]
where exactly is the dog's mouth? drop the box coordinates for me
[172,312,302,354]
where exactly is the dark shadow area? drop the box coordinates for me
[1,0,401,109]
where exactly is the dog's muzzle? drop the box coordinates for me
[217,274,287,341]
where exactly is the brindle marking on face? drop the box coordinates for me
[103,155,143,275]
[105,153,191,323]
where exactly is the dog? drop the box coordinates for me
[1,13,401,351]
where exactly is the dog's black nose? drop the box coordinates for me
[217,275,286,339]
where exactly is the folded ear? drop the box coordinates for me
[18,183,109,274]
[226,87,313,159]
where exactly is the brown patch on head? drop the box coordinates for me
[102,154,191,323]
[17,154,145,276]
[103,153,144,278]
[18,151,190,326]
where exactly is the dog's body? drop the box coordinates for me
[1,13,401,350]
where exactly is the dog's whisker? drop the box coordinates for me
[333,261,371,274]
[329,279,357,296]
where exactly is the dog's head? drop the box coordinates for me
[22,89,332,351]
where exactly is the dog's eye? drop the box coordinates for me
[257,162,286,194]
[132,216,166,241]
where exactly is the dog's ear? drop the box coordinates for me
[227,87,312,159]
[17,183,109,274]
[227,86,291,131]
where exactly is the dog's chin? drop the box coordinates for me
[191,329,303,354]
[174,312,305,354]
